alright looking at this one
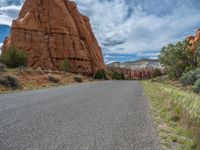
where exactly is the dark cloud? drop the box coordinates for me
[102,37,126,47]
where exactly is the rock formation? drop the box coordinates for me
[187,29,200,54]
[2,0,105,76]
[108,67,157,80]
[107,59,165,80]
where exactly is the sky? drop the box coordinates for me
[0,0,200,63]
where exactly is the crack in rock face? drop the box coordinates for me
[2,0,105,76]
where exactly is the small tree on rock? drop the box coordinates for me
[0,46,28,68]
[60,58,71,72]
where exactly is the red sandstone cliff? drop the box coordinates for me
[2,0,105,76]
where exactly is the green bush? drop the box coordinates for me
[60,58,71,72]
[180,68,200,86]
[0,46,28,68]
[159,40,195,79]
[111,71,125,80]
[152,68,163,78]
[74,76,83,83]
[159,38,200,79]
[192,79,200,93]
[94,69,107,80]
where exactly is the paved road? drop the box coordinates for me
[0,81,161,150]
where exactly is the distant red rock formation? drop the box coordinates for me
[121,68,152,80]
[2,0,105,76]
[107,59,164,80]
[108,67,161,80]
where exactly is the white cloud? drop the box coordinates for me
[74,0,200,55]
[105,60,115,64]
[150,57,158,60]
[104,55,112,59]
[136,52,160,57]
[0,5,22,25]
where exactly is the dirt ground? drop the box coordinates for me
[0,68,93,93]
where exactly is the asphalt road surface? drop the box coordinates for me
[0,81,161,150]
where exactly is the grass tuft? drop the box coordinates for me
[142,81,200,149]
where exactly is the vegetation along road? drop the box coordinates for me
[0,81,161,150]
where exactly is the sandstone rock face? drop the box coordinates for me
[187,29,200,54]
[2,0,105,76]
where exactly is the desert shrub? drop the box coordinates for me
[192,79,200,93]
[0,75,21,89]
[94,69,107,80]
[111,71,125,80]
[151,75,168,83]
[152,68,163,78]
[0,46,28,68]
[74,76,83,83]
[180,68,200,86]
[60,58,71,72]
[0,63,6,72]
[48,74,60,83]
[180,72,190,86]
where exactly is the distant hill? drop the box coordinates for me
[107,59,163,69]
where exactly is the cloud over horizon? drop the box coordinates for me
[74,0,200,63]
[0,0,200,63]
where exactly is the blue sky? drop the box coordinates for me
[0,0,200,63]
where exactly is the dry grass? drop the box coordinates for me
[0,68,92,93]
[142,81,200,150]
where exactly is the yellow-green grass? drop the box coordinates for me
[142,81,200,150]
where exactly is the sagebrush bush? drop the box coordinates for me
[60,58,71,72]
[0,46,28,68]
[152,68,163,78]
[180,71,193,86]
[74,76,83,83]
[180,68,200,86]
[151,75,168,83]
[0,75,21,89]
[94,69,107,80]
[111,71,125,80]
[48,74,60,83]
[192,79,200,93]
[0,63,6,72]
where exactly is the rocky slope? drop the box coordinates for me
[2,0,105,76]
